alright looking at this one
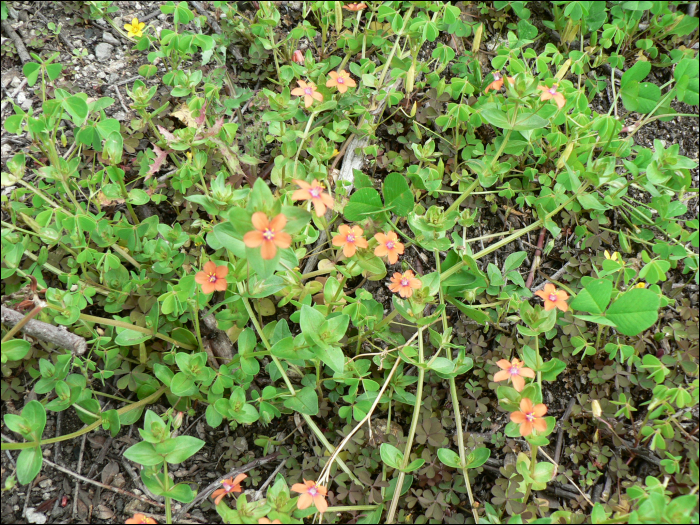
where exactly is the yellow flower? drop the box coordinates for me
[125,17,146,38]
[332,149,340,157]
[604,250,619,261]
[634,282,646,289]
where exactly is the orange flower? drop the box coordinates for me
[125,514,158,525]
[326,70,357,94]
[258,519,282,525]
[332,224,368,258]
[291,80,324,108]
[493,358,536,392]
[388,270,422,298]
[243,212,292,260]
[292,179,334,217]
[534,283,569,312]
[344,2,368,10]
[291,479,328,514]
[484,72,515,93]
[510,398,548,437]
[292,50,304,64]
[374,231,404,264]
[195,261,229,294]
[537,84,566,109]
[211,474,247,506]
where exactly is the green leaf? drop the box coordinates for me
[383,172,414,217]
[428,357,455,375]
[317,345,345,374]
[511,112,549,131]
[344,188,386,222]
[621,61,651,87]
[480,107,511,129]
[16,447,43,485]
[22,62,41,86]
[639,260,670,285]
[380,443,404,469]
[403,458,425,473]
[300,305,325,346]
[115,328,152,346]
[574,314,618,327]
[164,482,196,503]
[437,448,462,468]
[124,441,163,466]
[164,435,205,464]
[283,386,318,415]
[62,95,89,125]
[1,339,32,361]
[465,447,491,469]
[570,278,613,314]
[502,251,527,275]
[605,288,660,336]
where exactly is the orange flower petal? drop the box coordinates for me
[274,231,292,249]
[251,211,269,231]
[493,369,511,382]
[297,493,313,510]
[215,265,229,278]
[374,244,389,257]
[214,278,228,292]
[313,494,328,513]
[520,421,533,436]
[269,214,287,231]
[244,230,264,248]
[292,188,311,201]
[520,398,534,413]
[511,375,525,392]
[201,282,215,294]
[510,411,527,424]
[520,367,536,379]
[496,359,512,370]
[533,418,548,432]
[195,271,209,285]
[533,403,548,418]
[261,241,277,260]
[203,260,217,274]
[343,242,357,258]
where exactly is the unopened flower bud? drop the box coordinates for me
[292,50,304,64]
[591,399,602,418]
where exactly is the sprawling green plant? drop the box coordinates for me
[2,1,698,524]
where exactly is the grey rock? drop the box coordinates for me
[95,42,114,61]
[102,31,120,46]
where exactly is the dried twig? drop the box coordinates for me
[532,262,571,293]
[526,228,546,289]
[1,305,87,355]
[1,20,32,63]
[554,398,576,465]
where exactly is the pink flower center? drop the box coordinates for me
[493,72,501,80]
[401,278,409,286]
[304,87,312,95]
[509,367,519,376]
[337,77,345,84]
[263,229,275,241]
[549,293,557,302]
[549,87,557,95]
[223,482,233,492]
[346,234,355,243]
[309,187,321,198]
[308,487,318,496]
[386,241,394,249]
[526,412,535,422]
[209,274,217,283]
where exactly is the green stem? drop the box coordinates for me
[535,334,542,390]
[292,112,317,184]
[445,178,480,215]
[449,377,479,523]
[523,444,538,504]
[440,182,589,282]
[387,327,425,523]
[163,461,172,524]
[1,386,167,450]
[237,284,362,486]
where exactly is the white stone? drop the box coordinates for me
[94,42,113,61]
[102,31,120,46]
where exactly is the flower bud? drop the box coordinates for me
[292,50,304,64]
